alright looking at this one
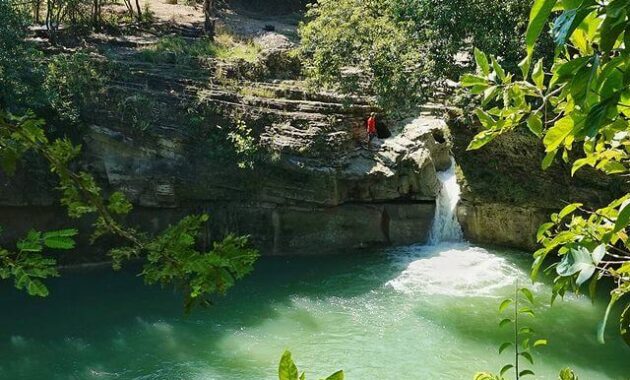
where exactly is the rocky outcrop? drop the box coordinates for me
[0,45,452,256]
[74,112,450,255]
[450,114,629,252]
[457,202,549,251]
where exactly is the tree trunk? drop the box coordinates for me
[135,0,142,21]
[33,0,41,24]
[92,0,100,31]
[203,0,215,39]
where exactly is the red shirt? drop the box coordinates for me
[367,117,376,134]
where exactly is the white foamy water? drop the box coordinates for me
[428,159,464,245]
[386,243,522,297]
[388,159,521,297]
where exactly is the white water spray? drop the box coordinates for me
[387,158,529,297]
[428,158,464,244]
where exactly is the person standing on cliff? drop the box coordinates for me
[367,112,377,150]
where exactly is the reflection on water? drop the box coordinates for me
[0,243,628,380]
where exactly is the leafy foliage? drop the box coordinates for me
[44,52,106,124]
[0,2,45,113]
[461,0,630,344]
[139,33,261,66]
[298,0,425,113]
[228,120,259,169]
[0,112,259,307]
[298,0,543,113]
[0,227,77,297]
[278,350,344,380]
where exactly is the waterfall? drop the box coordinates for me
[428,158,464,244]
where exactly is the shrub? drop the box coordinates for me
[44,52,105,124]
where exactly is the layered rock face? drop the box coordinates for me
[77,111,450,255]
[0,46,451,255]
[451,116,628,251]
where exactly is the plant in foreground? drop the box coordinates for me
[279,351,344,380]
[474,284,550,379]
[0,112,259,309]
[461,0,630,344]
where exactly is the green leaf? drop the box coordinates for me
[26,279,49,297]
[532,59,545,89]
[542,149,557,170]
[552,9,577,46]
[16,230,43,253]
[499,298,513,313]
[600,6,626,53]
[519,307,536,317]
[499,318,513,327]
[526,114,543,137]
[520,288,535,304]
[467,130,498,150]
[533,339,548,347]
[559,368,579,380]
[614,202,630,232]
[475,109,496,128]
[519,55,532,78]
[474,48,490,76]
[571,156,597,175]
[500,364,514,376]
[558,203,581,220]
[461,74,489,87]
[543,117,573,152]
[43,229,78,250]
[324,370,344,380]
[519,326,535,335]
[551,56,590,87]
[519,369,536,377]
[499,342,512,354]
[519,351,535,364]
[491,56,506,82]
[279,351,299,380]
[536,223,554,241]
[526,0,559,55]
[556,246,597,285]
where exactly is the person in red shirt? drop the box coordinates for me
[367,112,377,149]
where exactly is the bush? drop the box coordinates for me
[298,0,552,113]
[139,33,261,66]
[0,2,45,113]
[44,52,105,124]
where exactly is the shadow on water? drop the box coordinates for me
[0,249,403,377]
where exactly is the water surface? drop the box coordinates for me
[0,243,628,380]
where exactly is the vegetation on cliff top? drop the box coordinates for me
[298,0,550,114]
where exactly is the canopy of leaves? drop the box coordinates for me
[298,0,543,113]
[0,111,259,307]
[461,0,630,345]
[0,2,45,113]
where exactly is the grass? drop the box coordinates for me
[139,32,261,65]
[239,86,276,98]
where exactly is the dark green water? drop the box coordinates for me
[0,243,628,379]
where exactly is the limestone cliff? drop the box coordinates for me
[0,40,452,256]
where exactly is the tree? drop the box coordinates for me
[0,112,259,309]
[0,4,259,308]
[298,0,541,113]
[461,0,630,344]
[203,0,215,38]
